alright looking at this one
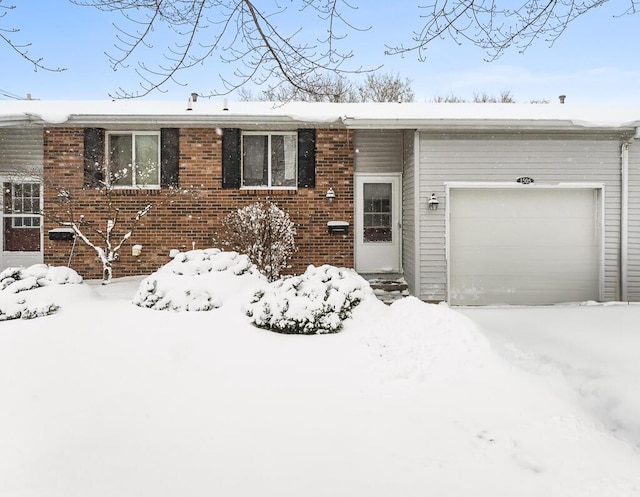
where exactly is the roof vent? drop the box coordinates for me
[559,95,566,104]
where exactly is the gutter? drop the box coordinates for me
[620,126,640,301]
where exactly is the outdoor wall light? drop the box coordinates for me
[326,188,336,202]
[132,244,143,257]
[428,193,439,211]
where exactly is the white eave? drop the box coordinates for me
[1,100,640,131]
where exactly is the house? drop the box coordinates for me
[2,99,640,305]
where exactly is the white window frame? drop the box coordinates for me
[106,131,161,189]
[241,131,297,189]
[6,181,42,229]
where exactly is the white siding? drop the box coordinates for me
[627,140,640,301]
[418,132,623,302]
[402,130,416,294]
[354,130,403,173]
[0,127,43,175]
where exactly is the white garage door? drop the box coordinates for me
[449,187,602,305]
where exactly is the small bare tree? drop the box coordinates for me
[52,185,152,284]
[48,163,193,284]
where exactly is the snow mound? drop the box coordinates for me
[0,264,83,321]
[365,297,493,381]
[132,249,266,311]
[246,264,375,334]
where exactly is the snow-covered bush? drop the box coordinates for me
[217,201,296,282]
[0,264,82,321]
[246,265,374,334]
[132,248,266,311]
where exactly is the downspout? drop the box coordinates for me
[620,127,640,301]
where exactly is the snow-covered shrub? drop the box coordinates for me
[0,264,82,321]
[246,265,374,334]
[132,248,266,311]
[217,201,296,282]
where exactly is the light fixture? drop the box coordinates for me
[326,188,336,202]
[428,193,439,211]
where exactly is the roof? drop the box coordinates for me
[1,100,640,131]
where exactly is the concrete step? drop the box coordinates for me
[366,277,410,304]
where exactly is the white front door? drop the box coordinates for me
[355,174,401,273]
[1,179,43,270]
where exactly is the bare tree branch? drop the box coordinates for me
[386,0,640,61]
[0,0,65,72]
[70,0,374,98]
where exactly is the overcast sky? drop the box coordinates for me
[2,1,640,104]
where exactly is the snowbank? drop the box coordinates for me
[360,297,493,381]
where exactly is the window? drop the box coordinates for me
[107,132,160,188]
[363,182,392,243]
[6,182,41,229]
[2,181,41,253]
[242,132,297,188]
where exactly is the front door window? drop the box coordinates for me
[363,182,392,243]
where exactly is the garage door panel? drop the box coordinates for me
[449,188,601,305]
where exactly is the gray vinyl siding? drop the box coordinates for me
[354,130,403,173]
[402,130,416,294]
[418,131,624,303]
[0,127,43,175]
[627,140,640,301]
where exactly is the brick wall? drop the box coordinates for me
[43,127,354,280]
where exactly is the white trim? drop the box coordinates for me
[240,131,298,189]
[354,172,403,273]
[445,182,606,304]
[413,130,421,297]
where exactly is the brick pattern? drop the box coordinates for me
[43,127,354,280]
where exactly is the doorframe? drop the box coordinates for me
[354,172,403,273]
[445,182,606,304]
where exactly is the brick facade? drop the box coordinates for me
[43,127,354,280]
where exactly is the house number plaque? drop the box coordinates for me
[516,176,535,184]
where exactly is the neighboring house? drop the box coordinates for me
[1,100,640,305]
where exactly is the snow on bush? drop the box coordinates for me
[246,264,374,334]
[132,248,266,311]
[217,201,296,282]
[0,264,83,321]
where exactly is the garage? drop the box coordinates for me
[448,186,602,305]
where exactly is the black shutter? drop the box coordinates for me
[222,128,241,188]
[83,128,105,187]
[161,128,180,188]
[297,128,316,188]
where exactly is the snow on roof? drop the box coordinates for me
[1,99,640,130]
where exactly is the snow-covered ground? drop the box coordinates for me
[1,259,639,497]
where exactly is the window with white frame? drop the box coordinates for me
[242,132,297,188]
[6,182,41,228]
[107,131,160,187]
